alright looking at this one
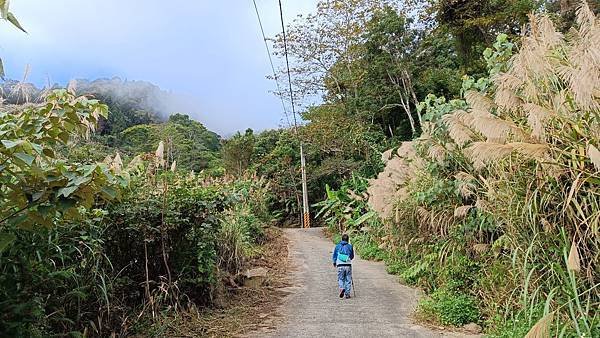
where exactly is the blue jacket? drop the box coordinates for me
[332,241,354,266]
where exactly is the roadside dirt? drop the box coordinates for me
[156,227,292,337]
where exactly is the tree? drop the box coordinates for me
[119,113,220,172]
[434,0,540,72]
[221,129,255,176]
[273,0,399,106]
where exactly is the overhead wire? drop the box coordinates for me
[276,0,300,131]
[277,0,310,228]
[251,0,291,127]
[250,0,308,228]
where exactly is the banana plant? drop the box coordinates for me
[314,174,376,232]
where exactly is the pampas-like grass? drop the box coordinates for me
[455,172,476,198]
[568,237,581,272]
[523,103,554,141]
[587,144,600,171]
[454,205,473,219]
[557,2,599,111]
[475,198,490,213]
[524,312,554,338]
[112,152,123,174]
[511,142,550,159]
[469,112,529,143]
[155,141,164,160]
[465,90,495,114]
[155,141,165,168]
[127,155,143,169]
[442,110,478,146]
[466,142,515,170]
[494,84,523,111]
[466,142,549,170]
[473,243,489,255]
[428,144,446,163]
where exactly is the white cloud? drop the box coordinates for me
[0,0,317,134]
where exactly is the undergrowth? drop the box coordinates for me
[317,8,600,335]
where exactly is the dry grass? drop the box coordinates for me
[524,312,554,338]
[454,205,473,219]
[442,110,478,146]
[588,143,600,171]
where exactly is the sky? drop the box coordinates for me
[0,0,317,136]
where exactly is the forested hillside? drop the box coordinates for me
[1,0,598,337]
[293,1,598,336]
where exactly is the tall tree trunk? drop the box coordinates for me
[387,70,416,135]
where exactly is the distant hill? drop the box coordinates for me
[1,77,173,134]
[1,77,222,171]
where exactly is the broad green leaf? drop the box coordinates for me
[28,211,53,228]
[28,142,43,154]
[42,148,55,157]
[352,210,376,226]
[36,205,53,216]
[100,186,117,200]
[14,152,35,166]
[57,197,77,211]
[0,232,16,253]
[7,12,26,33]
[0,57,4,79]
[81,164,98,177]
[58,185,78,198]
[58,132,70,143]
[7,213,28,228]
[32,191,44,202]
[1,139,23,149]
[69,176,91,187]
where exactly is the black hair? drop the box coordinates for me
[341,234,349,242]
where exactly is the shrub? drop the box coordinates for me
[217,206,264,275]
[418,288,480,327]
[352,234,387,261]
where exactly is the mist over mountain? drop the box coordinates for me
[0,77,220,134]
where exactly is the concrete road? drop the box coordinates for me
[246,228,478,338]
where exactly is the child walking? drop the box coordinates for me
[332,234,354,299]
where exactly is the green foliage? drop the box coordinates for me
[0,166,273,336]
[313,7,600,333]
[0,89,129,230]
[0,210,113,336]
[351,234,387,261]
[314,174,373,233]
[0,89,269,336]
[120,113,220,172]
[218,206,264,275]
[434,0,539,72]
[222,128,255,176]
[419,288,480,327]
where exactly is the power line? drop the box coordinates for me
[251,0,291,127]
[277,0,300,131]
[277,0,310,229]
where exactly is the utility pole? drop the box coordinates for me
[253,0,309,227]
[300,143,309,228]
[278,0,310,228]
